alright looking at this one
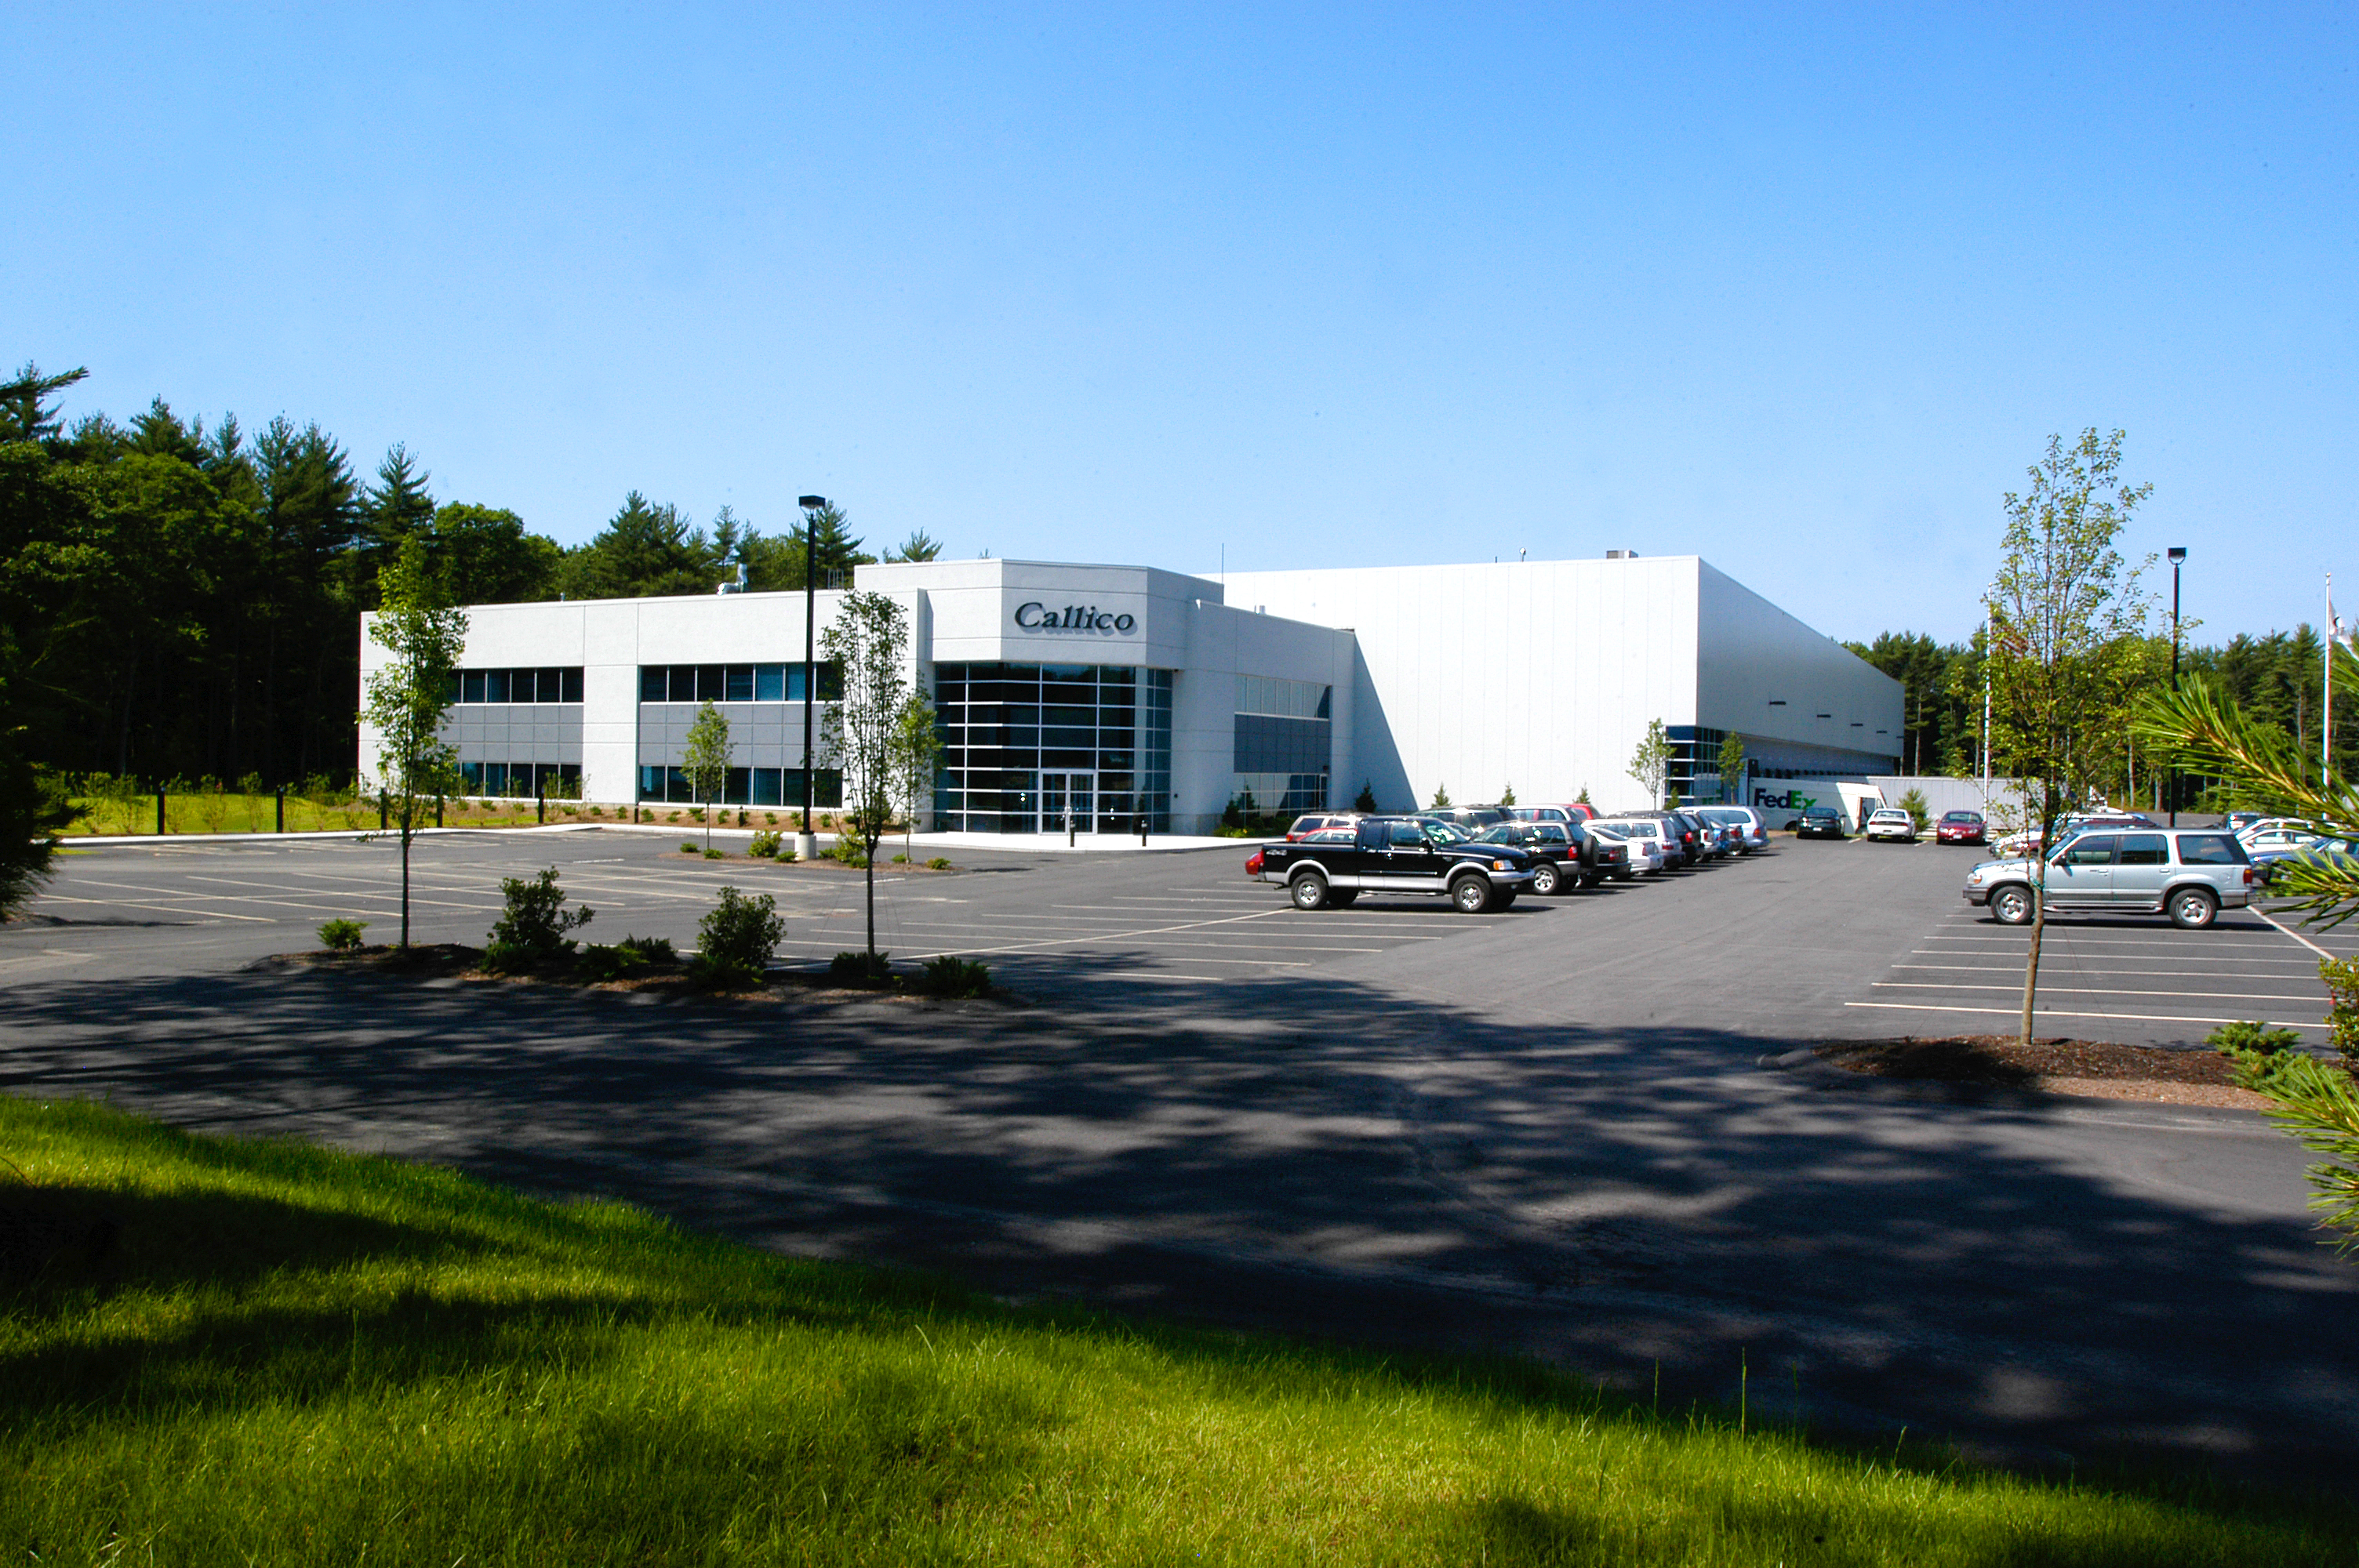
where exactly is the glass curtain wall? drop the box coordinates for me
[932,663,1173,832]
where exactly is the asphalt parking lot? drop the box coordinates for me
[21,825,2357,1045]
[8,823,2358,1474]
[1856,892,2359,1047]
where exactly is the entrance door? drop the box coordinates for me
[1041,771,1096,833]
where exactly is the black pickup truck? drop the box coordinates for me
[1257,815,1537,912]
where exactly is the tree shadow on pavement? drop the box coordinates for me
[2,952,2354,1484]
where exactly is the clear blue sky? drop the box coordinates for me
[9,5,2353,644]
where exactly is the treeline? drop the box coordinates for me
[0,361,940,787]
[1848,626,2357,800]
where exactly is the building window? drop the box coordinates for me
[638,765,841,807]
[638,664,841,703]
[459,761,581,797]
[1232,675,1329,812]
[447,667,583,704]
[932,662,1173,833]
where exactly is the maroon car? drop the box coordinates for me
[1936,810,1987,846]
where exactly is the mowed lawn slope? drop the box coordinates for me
[1,1094,2348,1566]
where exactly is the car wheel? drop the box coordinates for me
[1289,873,1329,911]
[1531,862,1561,895]
[1452,875,1493,913]
[1990,884,2034,926]
[2168,887,2218,930]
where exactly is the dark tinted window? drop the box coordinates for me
[1357,821,1387,851]
[2061,836,2119,866]
[2119,833,2168,866]
[561,667,584,702]
[2175,833,2247,866]
[1388,823,1427,848]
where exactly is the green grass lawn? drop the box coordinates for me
[2,1094,2350,1566]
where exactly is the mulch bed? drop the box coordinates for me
[1815,1035,2245,1089]
[279,945,1016,1007]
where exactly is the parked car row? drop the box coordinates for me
[1248,802,1774,913]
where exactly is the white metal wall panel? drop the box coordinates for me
[1221,557,1703,815]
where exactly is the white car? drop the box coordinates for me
[1587,823,1664,876]
[1865,808,1919,843]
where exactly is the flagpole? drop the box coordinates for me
[2328,572,2336,791]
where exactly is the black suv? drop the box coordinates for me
[1259,815,1537,912]
[1472,820,1627,891]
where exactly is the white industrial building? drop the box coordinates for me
[358,553,1901,833]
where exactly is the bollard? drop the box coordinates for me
[379,793,388,830]
[155,790,166,835]
[1137,812,1147,846]
[275,787,285,833]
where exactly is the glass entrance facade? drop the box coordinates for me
[932,662,1174,833]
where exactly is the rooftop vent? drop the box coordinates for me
[1605,550,1638,560]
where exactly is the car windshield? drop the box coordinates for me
[1943,811,1980,822]
[1474,826,1534,844]
[1423,822,1471,844]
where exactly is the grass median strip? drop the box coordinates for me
[3,1094,2352,1565]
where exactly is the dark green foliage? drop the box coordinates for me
[831,949,892,984]
[920,955,991,998]
[620,933,675,963]
[924,856,951,869]
[316,917,368,950]
[577,942,645,982]
[692,887,782,987]
[482,866,593,972]
[749,829,783,858]
[2208,1020,2303,1056]
[1897,787,1930,833]
[0,647,81,918]
[2324,957,2359,1065]
[1354,781,1378,813]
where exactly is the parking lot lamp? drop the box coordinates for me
[798,495,828,860]
[2168,547,2186,825]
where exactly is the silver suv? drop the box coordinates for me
[1962,829,2255,929]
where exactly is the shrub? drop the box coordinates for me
[578,942,645,982]
[2323,956,2359,1066]
[691,887,782,988]
[2208,1020,2303,1056]
[317,917,369,951]
[482,867,594,973]
[925,856,951,870]
[1898,787,1931,834]
[621,933,675,963]
[830,949,892,985]
[827,835,868,867]
[776,844,798,862]
[679,841,699,854]
[921,954,991,998]
[1354,781,1378,813]
[749,829,783,858]
[589,805,605,817]
[703,848,724,860]
[892,853,909,864]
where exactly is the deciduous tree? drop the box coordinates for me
[683,700,732,851]
[364,539,467,948]
[1987,429,2154,1047]
[819,591,911,966]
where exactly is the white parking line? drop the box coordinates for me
[1872,981,2324,1004]
[1845,1000,2327,1030]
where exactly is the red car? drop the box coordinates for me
[1936,810,1987,845]
[1245,848,1265,877]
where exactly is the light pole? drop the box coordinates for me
[2168,546,2186,826]
[796,495,828,861]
